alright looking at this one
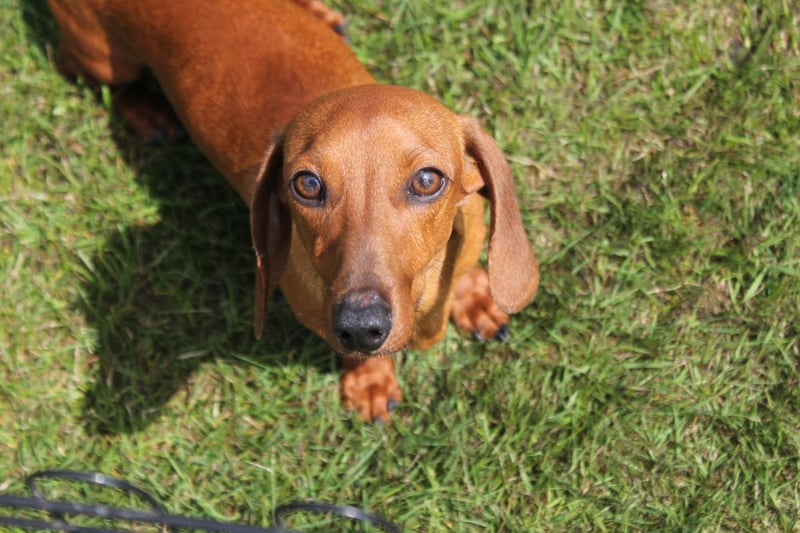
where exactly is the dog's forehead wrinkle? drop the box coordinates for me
[303,89,457,142]
[336,126,457,188]
[286,99,461,189]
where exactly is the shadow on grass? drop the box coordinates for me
[20,0,332,434]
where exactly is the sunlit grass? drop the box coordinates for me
[2,0,799,529]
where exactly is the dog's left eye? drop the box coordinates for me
[408,168,447,201]
[290,171,326,205]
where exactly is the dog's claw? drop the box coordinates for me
[387,398,399,412]
[374,396,400,423]
[495,325,511,342]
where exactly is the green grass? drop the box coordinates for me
[2,0,799,530]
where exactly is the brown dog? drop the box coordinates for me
[48,0,539,422]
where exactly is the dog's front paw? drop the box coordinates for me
[341,356,402,424]
[113,83,185,143]
[451,266,511,342]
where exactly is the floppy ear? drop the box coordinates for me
[459,116,539,313]
[250,135,291,339]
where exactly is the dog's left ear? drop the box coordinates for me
[459,116,539,313]
[251,134,292,339]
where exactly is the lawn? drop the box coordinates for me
[1,0,799,530]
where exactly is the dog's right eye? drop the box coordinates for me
[290,172,326,205]
[407,167,447,202]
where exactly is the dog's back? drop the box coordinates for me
[48,0,373,202]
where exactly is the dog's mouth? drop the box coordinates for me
[332,320,415,357]
[337,345,401,359]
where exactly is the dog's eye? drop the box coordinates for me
[290,172,325,205]
[408,168,446,201]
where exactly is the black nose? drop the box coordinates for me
[333,289,392,353]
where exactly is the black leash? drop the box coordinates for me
[0,470,401,532]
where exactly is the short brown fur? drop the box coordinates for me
[48,0,539,422]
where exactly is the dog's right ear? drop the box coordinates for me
[251,134,291,339]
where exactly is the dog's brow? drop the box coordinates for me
[405,145,439,168]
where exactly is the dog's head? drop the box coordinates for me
[251,85,538,354]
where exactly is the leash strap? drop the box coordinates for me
[0,469,401,532]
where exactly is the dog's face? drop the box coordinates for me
[281,86,476,355]
[251,85,537,356]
